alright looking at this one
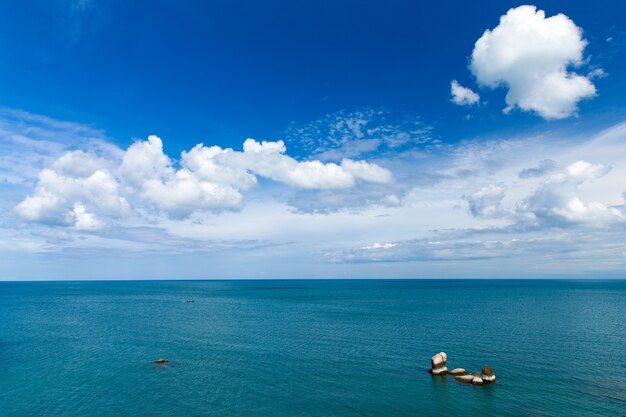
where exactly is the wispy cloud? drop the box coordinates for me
[0,108,118,185]
[284,108,435,160]
[57,0,99,44]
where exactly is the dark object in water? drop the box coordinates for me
[154,358,168,364]
[481,365,496,383]
[184,299,195,303]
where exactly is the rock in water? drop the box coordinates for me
[429,352,448,375]
[448,368,467,375]
[481,365,496,383]
[430,367,447,375]
[471,372,483,385]
[455,374,474,383]
[154,358,168,364]
[431,352,447,366]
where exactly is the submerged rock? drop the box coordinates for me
[481,365,496,383]
[429,352,448,375]
[471,372,483,385]
[448,368,467,375]
[455,374,474,383]
[154,358,169,364]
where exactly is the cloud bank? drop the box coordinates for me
[4,110,626,279]
[15,135,393,226]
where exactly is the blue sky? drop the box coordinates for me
[1,1,626,279]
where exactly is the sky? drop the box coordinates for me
[1,0,626,280]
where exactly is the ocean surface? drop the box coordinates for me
[0,280,624,416]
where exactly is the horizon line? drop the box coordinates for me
[1,277,625,283]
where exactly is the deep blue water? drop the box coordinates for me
[0,280,625,416]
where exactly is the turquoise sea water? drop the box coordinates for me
[0,280,625,416]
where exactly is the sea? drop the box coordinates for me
[0,279,624,416]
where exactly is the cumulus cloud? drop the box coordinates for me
[240,139,357,189]
[181,144,257,189]
[119,135,174,188]
[16,135,393,224]
[450,80,480,106]
[470,5,597,119]
[118,136,245,216]
[15,152,130,228]
[52,151,110,177]
[138,170,245,217]
[72,203,104,231]
[178,138,392,195]
[463,160,624,226]
[518,160,624,225]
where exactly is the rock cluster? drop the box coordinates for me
[429,352,496,385]
[429,352,448,375]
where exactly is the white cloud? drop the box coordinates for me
[181,144,257,189]
[52,150,111,177]
[361,242,397,250]
[339,159,393,184]
[587,68,608,79]
[72,203,103,231]
[518,160,624,225]
[14,160,131,228]
[139,170,245,217]
[462,157,626,227]
[464,184,507,218]
[238,138,393,189]
[118,136,245,216]
[119,135,173,189]
[240,139,356,189]
[16,135,393,222]
[450,80,480,105]
[470,5,597,119]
